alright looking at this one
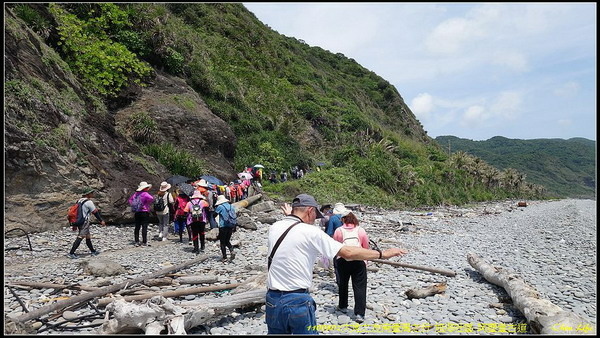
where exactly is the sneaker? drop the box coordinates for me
[158,233,163,238]
[162,238,168,242]
[188,241,193,246]
[336,306,348,314]
[230,252,236,261]
[355,315,365,323]
[221,257,228,263]
[67,253,79,259]
[143,243,151,247]
[135,242,141,247]
[91,251,100,256]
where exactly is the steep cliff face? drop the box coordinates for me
[5,9,236,234]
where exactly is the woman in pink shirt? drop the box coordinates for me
[333,211,370,323]
[184,190,210,254]
[128,181,155,247]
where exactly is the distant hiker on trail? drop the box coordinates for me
[266,193,407,334]
[128,181,154,247]
[319,204,333,231]
[184,190,209,254]
[215,195,237,262]
[325,202,346,237]
[68,188,106,259]
[154,182,174,241]
[173,189,190,243]
[333,211,371,323]
[327,203,350,286]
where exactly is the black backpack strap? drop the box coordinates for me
[268,221,301,270]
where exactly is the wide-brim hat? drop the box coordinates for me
[81,188,96,196]
[291,194,324,218]
[215,195,229,206]
[159,181,172,192]
[195,179,209,188]
[332,202,350,216]
[136,181,152,191]
[191,190,206,199]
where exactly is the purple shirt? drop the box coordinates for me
[128,191,154,212]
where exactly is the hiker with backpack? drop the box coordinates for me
[154,182,175,241]
[332,210,370,323]
[173,189,191,243]
[128,181,154,247]
[214,195,237,262]
[184,190,210,254]
[67,188,105,259]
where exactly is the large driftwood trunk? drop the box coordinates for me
[467,253,595,335]
[97,272,267,334]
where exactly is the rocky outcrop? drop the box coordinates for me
[4,8,236,234]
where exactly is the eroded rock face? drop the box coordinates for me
[4,9,236,234]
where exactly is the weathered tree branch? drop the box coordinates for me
[9,255,209,324]
[372,259,456,277]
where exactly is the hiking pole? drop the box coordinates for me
[368,239,456,277]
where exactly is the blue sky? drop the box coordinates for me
[243,3,596,141]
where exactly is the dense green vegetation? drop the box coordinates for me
[435,136,596,199]
[10,3,549,207]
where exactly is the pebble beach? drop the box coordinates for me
[4,198,596,335]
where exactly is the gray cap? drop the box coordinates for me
[291,194,324,218]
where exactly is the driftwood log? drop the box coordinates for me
[405,282,447,299]
[97,283,241,307]
[232,194,262,211]
[177,274,219,285]
[467,252,596,335]
[9,255,209,324]
[97,272,267,334]
[371,259,456,277]
[8,281,99,292]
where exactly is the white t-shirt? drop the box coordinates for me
[78,198,97,221]
[267,216,344,291]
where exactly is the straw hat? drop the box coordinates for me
[159,181,171,192]
[215,195,229,206]
[332,202,350,216]
[136,181,152,191]
[195,179,209,188]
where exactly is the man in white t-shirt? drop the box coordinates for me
[265,194,407,334]
[68,188,106,259]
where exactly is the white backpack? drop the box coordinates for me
[340,226,362,248]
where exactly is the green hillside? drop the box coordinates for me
[435,136,596,199]
[7,3,549,208]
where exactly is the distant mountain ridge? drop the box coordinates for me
[434,136,596,199]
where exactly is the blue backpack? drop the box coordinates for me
[220,204,237,228]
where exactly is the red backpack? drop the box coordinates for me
[67,199,88,230]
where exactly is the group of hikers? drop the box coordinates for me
[68,173,243,263]
[67,170,408,333]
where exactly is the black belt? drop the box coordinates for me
[268,288,308,294]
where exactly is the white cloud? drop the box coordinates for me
[490,91,522,120]
[460,105,487,128]
[553,81,580,97]
[491,51,529,72]
[410,93,435,120]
